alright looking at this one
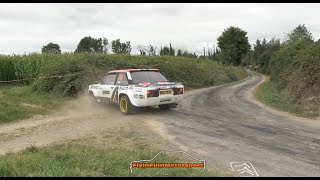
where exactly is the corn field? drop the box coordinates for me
[0,53,247,88]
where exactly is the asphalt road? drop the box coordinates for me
[144,71,320,177]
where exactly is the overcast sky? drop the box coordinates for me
[1,3,320,55]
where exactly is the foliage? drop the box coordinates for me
[32,59,102,97]
[159,43,176,56]
[241,38,281,73]
[111,39,131,54]
[41,43,61,54]
[75,36,108,53]
[243,24,319,117]
[159,46,170,56]
[286,24,314,43]
[217,26,251,66]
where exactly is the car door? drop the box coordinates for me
[112,72,129,103]
[98,73,118,101]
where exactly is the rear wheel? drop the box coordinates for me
[119,95,136,115]
[159,104,170,110]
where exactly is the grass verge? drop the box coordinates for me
[254,77,304,117]
[0,85,69,124]
[0,143,227,177]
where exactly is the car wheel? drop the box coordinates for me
[119,95,136,115]
[159,104,170,110]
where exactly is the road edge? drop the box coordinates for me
[183,69,252,98]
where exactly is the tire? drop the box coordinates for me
[159,104,171,110]
[119,95,136,115]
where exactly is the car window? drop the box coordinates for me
[130,71,168,83]
[116,73,129,85]
[101,74,117,85]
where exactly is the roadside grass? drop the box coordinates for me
[0,85,69,124]
[0,143,228,177]
[254,77,304,117]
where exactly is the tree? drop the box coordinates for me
[175,49,197,58]
[169,43,175,56]
[137,45,147,55]
[41,42,61,54]
[147,45,156,56]
[217,26,251,66]
[241,37,281,73]
[177,49,183,56]
[287,24,314,43]
[160,43,175,56]
[102,38,109,54]
[206,44,215,59]
[111,39,131,54]
[75,36,108,53]
[160,46,170,56]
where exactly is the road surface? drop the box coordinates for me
[144,71,320,177]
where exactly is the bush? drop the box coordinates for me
[32,60,103,97]
[268,39,320,116]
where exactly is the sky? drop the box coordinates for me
[1,3,320,55]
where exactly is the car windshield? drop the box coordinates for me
[130,71,168,83]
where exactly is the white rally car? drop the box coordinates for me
[88,69,184,114]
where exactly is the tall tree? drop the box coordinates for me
[217,26,251,65]
[41,42,61,54]
[169,43,175,56]
[287,24,314,43]
[75,36,108,53]
[111,39,131,54]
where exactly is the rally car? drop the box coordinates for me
[88,69,184,114]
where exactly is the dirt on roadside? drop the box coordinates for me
[0,95,176,155]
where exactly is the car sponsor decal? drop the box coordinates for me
[119,86,128,90]
[135,88,142,92]
[139,82,150,87]
[158,82,175,85]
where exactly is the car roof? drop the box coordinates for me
[108,68,159,73]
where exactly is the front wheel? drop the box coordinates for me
[119,95,136,115]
